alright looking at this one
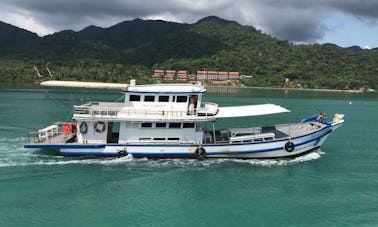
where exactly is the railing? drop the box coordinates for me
[74,105,121,117]
[27,122,76,144]
[73,102,219,119]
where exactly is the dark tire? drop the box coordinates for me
[284,141,295,152]
[117,150,127,158]
[79,122,88,134]
[195,147,206,160]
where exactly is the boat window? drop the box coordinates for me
[153,138,165,141]
[130,95,140,101]
[172,96,176,102]
[158,96,169,102]
[141,123,152,128]
[183,123,195,128]
[144,95,155,102]
[125,122,139,128]
[167,138,180,141]
[139,138,151,140]
[155,123,167,128]
[169,123,181,128]
[176,96,187,103]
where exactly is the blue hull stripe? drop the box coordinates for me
[133,129,332,156]
[24,144,106,149]
[25,125,332,150]
[56,129,332,157]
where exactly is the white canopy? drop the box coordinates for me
[215,104,290,118]
[40,80,129,90]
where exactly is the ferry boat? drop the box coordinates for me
[24,80,344,159]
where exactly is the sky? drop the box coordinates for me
[1,0,378,48]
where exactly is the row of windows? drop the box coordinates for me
[141,122,195,128]
[139,137,180,141]
[129,95,188,103]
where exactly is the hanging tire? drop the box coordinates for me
[195,147,206,160]
[79,122,88,134]
[284,141,295,152]
[117,150,127,158]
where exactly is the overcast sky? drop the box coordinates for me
[1,0,378,48]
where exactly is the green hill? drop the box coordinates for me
[0,16,377,89]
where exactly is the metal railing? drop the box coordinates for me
[73,102,219,119]
[27,122,76,144]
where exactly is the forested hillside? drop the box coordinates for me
[0,16,377,89]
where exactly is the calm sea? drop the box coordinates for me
[0,84,377,226]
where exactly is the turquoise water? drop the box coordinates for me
[1,85,377,226]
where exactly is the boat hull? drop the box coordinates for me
[38,124,337,159]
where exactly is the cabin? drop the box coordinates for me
[73,81,211,145]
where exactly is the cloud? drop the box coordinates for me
[0,0,378,42]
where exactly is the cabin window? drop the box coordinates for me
[139,138,151,141]
[172,96,176,102]
[141,123,152,128]
[167,138,180,141]
[183,123,195,128]
[158,96,169,102]
[169,123,181,128]
[153,138,165,141]
[144,95,155,102]
[155,123,167,128]
[125,122,138,128]
[176,96,187,103]
[130,95,140,101]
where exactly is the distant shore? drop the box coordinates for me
[205,85,374,93]
[0,81,375,93]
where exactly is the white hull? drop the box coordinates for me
[58,124,335,159]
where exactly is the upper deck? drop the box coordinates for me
[72,81,289,122]
[123,82,206,94]
[73,82,217,121]
[73,101,219,122]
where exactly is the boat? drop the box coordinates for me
[24,80,344,159]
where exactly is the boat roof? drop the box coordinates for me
[40,80,129,90]
[123,83,206,94]
[215,104,290,118]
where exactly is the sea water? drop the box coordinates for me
[0,85,377,226]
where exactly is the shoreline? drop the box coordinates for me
[0,81,375,93]
[205,85,372,93]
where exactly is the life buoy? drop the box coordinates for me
[284,141,295,152]
[79,122,88,134]
[195,147,206,160]
[94,121,106,133]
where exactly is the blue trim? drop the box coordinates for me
[60,151,116,157]
[25,126,332,151]
[58,129,331,157]
[132,152,192,158]
[24,144,106,149]
[124,126,332,147]
[132,130,332,156]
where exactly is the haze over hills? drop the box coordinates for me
[0,16,377,90]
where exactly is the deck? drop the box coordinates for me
[203,122,326,144]
[73,102,219,121]
[27,133,76,145]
